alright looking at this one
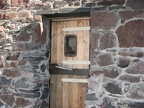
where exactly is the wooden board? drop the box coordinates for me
[51,19,90,69]
[50,19,90,108]
[50,75,88,108]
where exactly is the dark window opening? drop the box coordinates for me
[65,35,77,57]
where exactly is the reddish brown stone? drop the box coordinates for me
[0,33,7,38]
[0,26,4,32]
[117,57,130,68]
[10,62,17,67]
[91,67,119,78]
[23,0,30,4]
[91,12,118,30]
[0,55,5,68]
[0,92,15,106]
[90,32,100,50]
[16,31,30,42]
[74,1,80,6]
[40,100,49,108]
[116,20,144,47]
[119,75,140,83]
[126,62,144,74]
[13,43,39,51]
[128,51,144,58]
[34,15,42,22]
[126,0,144,9]
[15,98,32,107]
[86,2,96,7]
[18,60,27,65]
[97,54,114,66]
[0,13,4,20]
[0,0,6,9]
[0,62,4,68]
[105,83,122,94]
[4,12,17,19]
[132,59,140,62]
[127,92,144,99]
[18,23,46,45]
[3,68,21,77]
[135,52,144,58]
[99,97,116,108]
[6,37,13,43]
[6,53,20,60]
[119,10,144,20]
[18,11,31,17]
[11,0,23,6]
[118,49,127,55]
[32,23,46,45]
[127,84,144,99]
[98,0,125,6]
[100,33,116,50]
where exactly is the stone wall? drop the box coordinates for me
[0,0,51,107]
[0,0,144,108]
[87,2,144,108]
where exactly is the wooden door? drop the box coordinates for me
[50,19,90,108]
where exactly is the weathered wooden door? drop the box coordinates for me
[50,18,90,108]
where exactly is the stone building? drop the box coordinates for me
[0,0,144,108]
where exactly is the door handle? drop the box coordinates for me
[55,66,73,71]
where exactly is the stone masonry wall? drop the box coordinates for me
[0,0,51,107]
[87,1,144,108]
[0,0,144,108]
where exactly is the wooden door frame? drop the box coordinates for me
[42,13,91,108]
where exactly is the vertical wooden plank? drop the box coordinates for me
[56,75,63,108]
[62,75,69,108]
[51,22,58,64]
[76,20,85,69]
[50,75,57,108]
[57,22,64,67]
[83,20,90,69]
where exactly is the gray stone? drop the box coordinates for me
[99,97,116,108]
[128,102,144,108]
[105,83,122,94]
[116,57,130,68]
[40,88,49,99]
[97,54,114,66]
[86,93,97,101]
[126,62,144,74]
[41,64,46,72]
[116,20,144,47]
[91,67,119,78]
[119,75,140,83]
[0,76,11,86]
[15,78,29,89]
[53,1,67,8]
[14,92,40,98]
[40,100,49,108]
[100,33,116,50]
[126,0,144,9]
[91,12,119,30]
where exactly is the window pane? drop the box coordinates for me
[65,35,77,57]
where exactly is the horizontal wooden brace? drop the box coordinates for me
[61,78,88,83]
[62,26,90,31]
[62,60,90,65]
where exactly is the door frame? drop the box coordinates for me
[42,12,91,108]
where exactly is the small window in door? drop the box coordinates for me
[65,35,77,57]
